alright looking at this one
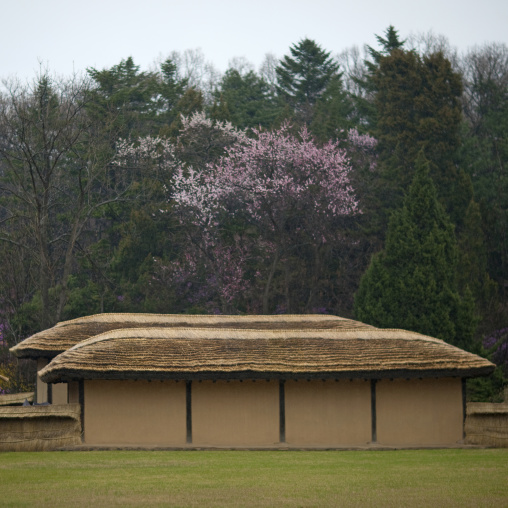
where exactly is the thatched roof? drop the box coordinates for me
[467,402,508,416]
[0,392,34,407]
[39,327,495,383]
[0,403,80,419]
[10,313,372,359]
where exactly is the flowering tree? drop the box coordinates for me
[175,111,248,170]
[172,123,361,313]
[115,118,373,314]
[114,114,251,313]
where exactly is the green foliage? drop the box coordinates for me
[367,25,406,67]
[457,201,498,324]
[0,352,35,394]
[212,69,279,129]
[467,366,506,402]
[161,87,204,138]
[460,46,508,297]
[355,155,476,347]
[87,57,160,137]
[373,48,467,222]
[87,56,188,138]
[157,58,189,122]
[353,25,406,130]
[276,38,339,124]
[310,75,354,142]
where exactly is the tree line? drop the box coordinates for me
[0,27,506,399]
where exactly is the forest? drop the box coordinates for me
[0,27,506,400]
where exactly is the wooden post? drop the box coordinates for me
[371,379,377,443]
[279,380,286,443]
[462,378,467,440]
[186,381,192,444]
[78,380,84,443]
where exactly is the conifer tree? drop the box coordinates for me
[353,25,406,129]
[212,69,278,129]
[276,38,339,124]
[310,74,354,142]
[354,155,475,348]
[372,48,468,225]
[366,25,406,67]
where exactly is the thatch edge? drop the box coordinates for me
[41,366,496,384]
[49,312,350,326]
[0,392,34,406]
[0,403,81,419]
[467,402,508,415]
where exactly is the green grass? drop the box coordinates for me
[0,449,507,507]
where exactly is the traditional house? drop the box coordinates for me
[10,313,495,448]
[10,314,370,406]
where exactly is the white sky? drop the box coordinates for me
[1,0,507,81]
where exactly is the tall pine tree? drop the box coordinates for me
[372,48,469,227]
[354,155,475,349]
[276,38,339,125]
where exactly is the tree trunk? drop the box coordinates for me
[55,216,83,322]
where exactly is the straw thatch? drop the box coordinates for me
[0,404,81,451]
[0,392,34,406]
[39,327,495,383]
[465,402,508,448]
[10,313,373,359]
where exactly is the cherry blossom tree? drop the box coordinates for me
[172,123,362,313]
[115,117,374,314]
[113,114,251,312]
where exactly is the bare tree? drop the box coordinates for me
[336,45,368,97]
[259,53,278,95]
[0,73,137,329]
[406,30,459,67]
[227,56,254,76]
[459,43,508,129]
[168,48,221,103]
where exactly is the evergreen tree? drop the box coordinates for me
[353,25,406,129]
[366,25,406,68]
[212,69,279,129]
[354,155,475,349]
[310,74,354,143]
[358,46,471,244]
[457,200,498,330]
[87,57,160,138]
[161,87,204,139]
[155,58,189,129]
[373,49,468,222]
[276,38,339,124]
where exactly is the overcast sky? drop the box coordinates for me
[1,0,507,81]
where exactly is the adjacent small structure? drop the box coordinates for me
[0,404,81,451]
[10,313,495,448]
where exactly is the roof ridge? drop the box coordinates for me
[60,327,447,354]
[53,313,348,327]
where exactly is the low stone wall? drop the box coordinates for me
[0,404,81,451]
[465,402,508,448]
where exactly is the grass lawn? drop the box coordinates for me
[0,449,507,507]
